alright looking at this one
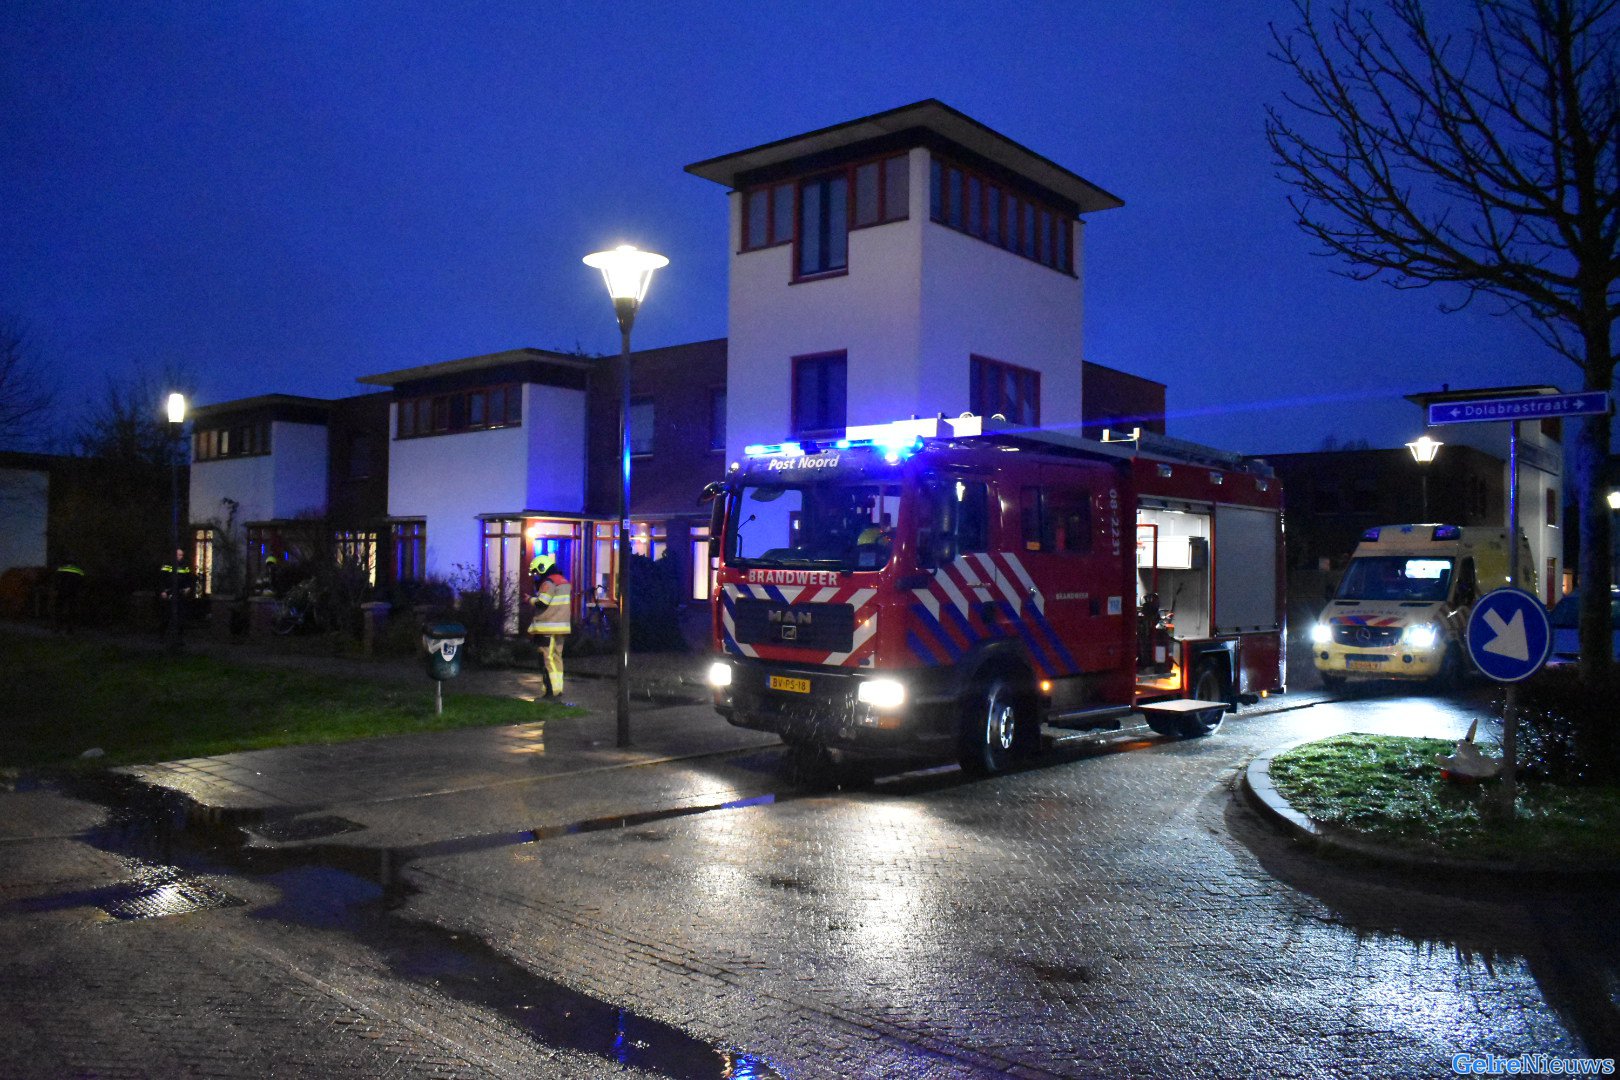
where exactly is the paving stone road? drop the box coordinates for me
[2,686,1615,1078]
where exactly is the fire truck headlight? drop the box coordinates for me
[857,678,907,711]
[1403,623,1438,649]
[707,661,733,688]
[1310,622,1333,645]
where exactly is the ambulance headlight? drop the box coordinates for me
[857,678,907,711]
[707,661,733,688]
[1403,624,1439,649]
[1310,623,1333,645]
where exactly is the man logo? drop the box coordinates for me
[780,624,797,641]
[767,609,813,626]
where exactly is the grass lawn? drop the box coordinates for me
[1268,733,1620,864]
[4,633,579,769]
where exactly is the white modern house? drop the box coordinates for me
[0,455,49,575]
[356,349,593,603]
[685,99,1124,458]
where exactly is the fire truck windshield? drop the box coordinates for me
[727,481,902,572]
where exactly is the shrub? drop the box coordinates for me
[1512,665,1620,785]
[627,552,687,652]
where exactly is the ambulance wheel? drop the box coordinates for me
[959,677,1029,776]
[1432,646,1465,693]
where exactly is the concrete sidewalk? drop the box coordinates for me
[110,643,781,820]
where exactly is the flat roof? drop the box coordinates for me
[357,348,591,388]
[1404,384,1560,406]
[685,99,1124,215]
[190,394,333,420]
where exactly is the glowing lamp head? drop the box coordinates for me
[1405,435,1442,464]
[583,244,669,303]
[166,393,187,425]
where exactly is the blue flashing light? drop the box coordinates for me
[743,441,805,458]
[1433,525,1461,540]
[1361,527,1382,542]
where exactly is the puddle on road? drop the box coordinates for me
[38,771,784,1079]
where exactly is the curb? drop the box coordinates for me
[1241,739,1620,882]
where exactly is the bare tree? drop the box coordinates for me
[71,363,193,468]
[0,316,54,450]
[1268,0,1619,683]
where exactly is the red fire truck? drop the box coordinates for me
[704,416,1285,774]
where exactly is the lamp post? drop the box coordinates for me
[1405,435,1442,520]
[166,392,187,654]
[583,244,668,749]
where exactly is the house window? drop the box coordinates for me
[336,530,378,586]
[799,172,849,277]
[970,355,1040,427]
[397,384,521,438]
[709,388,726,451]
[691,525,713,600]
[195,419,271,461]
[1546,488,1559,528]
[793,352,847,437]
[743,181,796,250]
[391,521,426,583]
[630,397,654,456]
[481,518,523,617]
[192,527,215,596]
[346,434,373,480]
[930,153,1073,273]
[743,153,907,268]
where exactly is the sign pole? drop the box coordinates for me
[1499,421,1521,815]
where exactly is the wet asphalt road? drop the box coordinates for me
[2,685,1615,1078]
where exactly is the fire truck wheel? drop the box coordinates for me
[1185,663,1230,737]
[959,676,1030,776]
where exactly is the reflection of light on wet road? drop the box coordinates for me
[499,722,547,756]
[1279,693,1497,743]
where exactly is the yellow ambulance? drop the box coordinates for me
[1311,524,1533,689]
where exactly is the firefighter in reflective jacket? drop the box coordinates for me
[527,554,571,698]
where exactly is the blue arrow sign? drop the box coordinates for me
[1428,392,1611,426]
[1465,588,1551,683]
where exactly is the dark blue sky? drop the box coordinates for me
[2,1,1571,455]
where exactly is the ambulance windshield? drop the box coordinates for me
[1335,557,1455,602]
[728,481,902,571]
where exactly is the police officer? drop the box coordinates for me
[527,553,571,698]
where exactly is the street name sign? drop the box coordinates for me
[1465,588,1552,683]
[1428,392,1611,426]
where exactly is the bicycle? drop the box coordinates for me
[576,595,616,651]
[273,580,324,636]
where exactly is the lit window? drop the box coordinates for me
[793,352,846,436]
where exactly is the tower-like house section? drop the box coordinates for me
[686,100,1123,459]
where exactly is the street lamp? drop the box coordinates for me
[166,392,187,654]
[583,244,668,748]
[1406,435,1443,520]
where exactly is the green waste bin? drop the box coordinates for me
[422,622,467,681]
